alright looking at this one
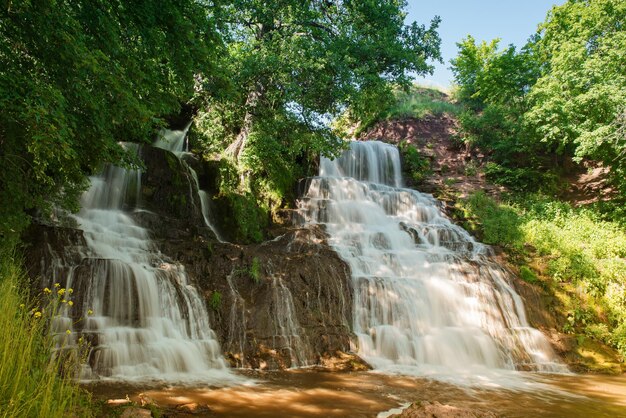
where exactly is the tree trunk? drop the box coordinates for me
[225,82,265,164]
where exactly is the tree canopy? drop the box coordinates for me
[450,0,626,194]
[193,1,441,209]
[0,0,221,245]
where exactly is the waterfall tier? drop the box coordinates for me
[46,146,233,383]
[299,140,567,380]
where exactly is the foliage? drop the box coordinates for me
[215,159,268,243]
[451,0,626,195]
[450,37,559,191]
[527,0,626,192]
[193,0,442,218]
[519,265,539,285]
[458,192,626,356]
[0,250,92,417]
[249,257,262,284]
[458,191,523,248]
[399,141,431,184]
[483,162,559,193]
[0,0,222,242]
[209,291,222,312]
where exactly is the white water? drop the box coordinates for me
[154,125,224,241]
[299,140,567,386]
[48,145,235,384]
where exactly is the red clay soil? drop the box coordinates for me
[360,114,616,206]
[360,114,504,200]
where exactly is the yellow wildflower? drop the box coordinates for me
[33,311,42,319]
[54,283,60,288]
[87,309,93,316]
[19,304,25,309]
[43,288,51,294]
[68,288,73,294]
[57,288,65,296]
[68,301,74,307]
[65,329,71,335]
[61,299,67,304]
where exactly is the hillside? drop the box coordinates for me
[358,87,626,374]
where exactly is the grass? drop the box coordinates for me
[386,86,460,120]
[456,191,626,360]
[0,250,93,417]
[335,85,461,138]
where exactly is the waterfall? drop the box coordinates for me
[154,124,224,241]
[44,144,234,383]
[299,140,567,383]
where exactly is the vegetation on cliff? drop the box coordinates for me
[450,0,626,197]
[456,193,626,365]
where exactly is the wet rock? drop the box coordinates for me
[174,402,212,414]
[316,350,372,372]
[120,406,152,418]
[390,401,498,418]
[138,145,209,238]
[158,226,356,369]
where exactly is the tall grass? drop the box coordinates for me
[0,251,92,417]
[385,86,460,120]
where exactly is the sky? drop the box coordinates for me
[404,0,564,88]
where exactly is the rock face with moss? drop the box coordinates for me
[23,144,356,371]
[159,226,355,369]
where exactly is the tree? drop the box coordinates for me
[193,0,441,205]
[0,0,221,246]
[526,0,626,190]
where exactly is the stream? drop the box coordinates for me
[89,370,626,417]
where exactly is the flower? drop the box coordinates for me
[87,309,93,316]
[19,304,25,309]
[68,288,73,294]
[65,329,71,335]
[33,311,42,319]
[68,301,74,307]
[43,288,51,294]
[57,288,65,296]
[61,299,67,304]
[54,283,60,288]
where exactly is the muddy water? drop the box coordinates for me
[90,371,626,417]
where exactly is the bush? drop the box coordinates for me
[460,191,626,356]
[399,141,431,184]
[461,191,523,247]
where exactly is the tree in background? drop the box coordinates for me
[451,0,626,195]
[527,0,626,192]
[193,0,441,219]
[0,0,221,246]
[450,36,549,190]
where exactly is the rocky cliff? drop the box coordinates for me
[22,144,357,371]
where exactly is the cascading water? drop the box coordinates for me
[154,125,223,241]
[45,144,234,383]
[299,140,567,384]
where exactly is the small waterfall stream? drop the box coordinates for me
[299,140,567,383]
[44,145,234,383]
[154,125,224,241]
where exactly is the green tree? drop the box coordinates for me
[526,0,626,191]
[0,0,221,245]
[194,0,441,207]
[450,36,552,190]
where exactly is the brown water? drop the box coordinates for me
[90,371,626,417]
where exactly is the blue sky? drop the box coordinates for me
[404,0,564,88]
